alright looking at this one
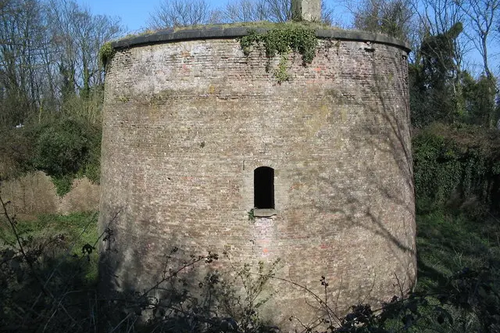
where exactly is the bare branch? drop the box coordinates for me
[148,0,214,29]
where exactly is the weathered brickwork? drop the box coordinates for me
[99,28,416,330]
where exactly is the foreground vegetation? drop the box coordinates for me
[1,197,499,332]
[2,124,500,332]
[0,207,100,332]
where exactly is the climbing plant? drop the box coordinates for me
[240,24,318,83]
[99,42,115,68]
[413,123,500,216]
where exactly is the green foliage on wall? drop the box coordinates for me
[413,123,500,215]
[240,24,318,82]
[99,42,115,68]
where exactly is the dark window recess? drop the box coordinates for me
[254,167,275,209]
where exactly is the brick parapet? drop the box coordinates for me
[112,25,411,52]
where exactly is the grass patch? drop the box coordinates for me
[0,210,103,331]
[416,210,500,292]
[414,209,500,332]
[0,211,99,282]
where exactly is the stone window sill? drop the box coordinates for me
[253,208,277,217]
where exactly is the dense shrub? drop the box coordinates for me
[0,208,279,332]
[0,115,101,196]
[0,126,34,180]
[27,117,101,195]
[413,123,500,216]
[1,202,500,332]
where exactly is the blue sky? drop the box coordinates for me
[75,0,168,32]
[75,0,347,33]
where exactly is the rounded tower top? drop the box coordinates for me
[111,24,410,52]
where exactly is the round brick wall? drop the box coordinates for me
[99,26,416,329]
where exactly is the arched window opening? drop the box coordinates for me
[254,167,274,209]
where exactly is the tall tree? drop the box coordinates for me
[414,0,466,66]
[221,0,267,23]
[149,0,334,28]
[461,72,497,126]
[455,0,499,79]
[410,22,464,126]
[352,0,414,41]
[262,0,292,22]
[0,0,45,126]
[223,0,334,24]
[454,0,499,127]
[0,0,123,127]
[47,0,122,99]
[148,0,215,29]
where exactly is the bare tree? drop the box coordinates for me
[321,1,335,25]
[263,0,292,22]
[44,0,122,124]
[414,0,467,62]
[454,0,499,78]
[417,0,463,35]
[222,0,267,23]
[148,0,215,29]
[0,0,123,127]
[46,0,122,94]
[353,0,415,41]
[452,0,499,127]
[260,0,334,23]
[0,0,45,126]
[150,0,334,28]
